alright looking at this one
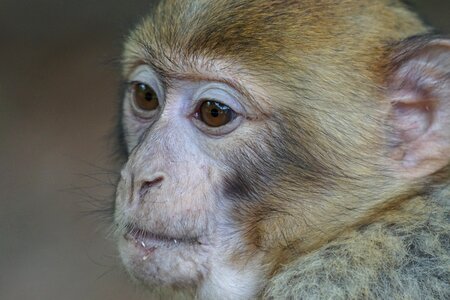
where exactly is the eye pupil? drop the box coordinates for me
[199,100,233,127]
[210,109,219,118]
[145,92,154,101]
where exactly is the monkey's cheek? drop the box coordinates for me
[118,237,210,287]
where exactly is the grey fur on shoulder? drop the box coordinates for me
[263,195,450,300]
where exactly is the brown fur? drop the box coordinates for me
[120,0,449,298]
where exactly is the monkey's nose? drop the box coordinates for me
[138,175,164,200]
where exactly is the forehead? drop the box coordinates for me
[121,0,347,76]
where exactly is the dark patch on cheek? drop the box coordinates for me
[222,125,306,203]
[223,167,264,202]
[222,135,278,204]
[221,115,333,210]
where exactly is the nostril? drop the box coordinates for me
[139,176,164,199]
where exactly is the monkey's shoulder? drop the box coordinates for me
[264,199,450,300]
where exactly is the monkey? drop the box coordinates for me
[113,0,449,299]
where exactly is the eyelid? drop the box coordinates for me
[193,83,245,114]
[128,65,164,100]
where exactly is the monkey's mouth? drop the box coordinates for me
[123,224,202,253]
[120,223,211,286]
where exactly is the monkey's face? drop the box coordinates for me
[113,9,391,295]
[114,64,269,293]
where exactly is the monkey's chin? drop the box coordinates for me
[118,226,210,289]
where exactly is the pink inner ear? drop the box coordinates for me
[391,96,434,143]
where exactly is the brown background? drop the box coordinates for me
[0,1,449,299]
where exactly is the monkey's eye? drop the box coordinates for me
[131,82,159,111]
[199,100,234,127]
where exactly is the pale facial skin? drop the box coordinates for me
[115,64,267,299]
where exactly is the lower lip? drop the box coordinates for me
[124,232,160,259]
[123,229,199,260]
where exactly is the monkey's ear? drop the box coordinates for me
[387,37,450,179]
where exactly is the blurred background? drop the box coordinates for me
[0,1,449,299]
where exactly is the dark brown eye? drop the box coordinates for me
[131,82,159,111]
[199,100,233,127]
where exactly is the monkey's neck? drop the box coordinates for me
[263,191,449,299]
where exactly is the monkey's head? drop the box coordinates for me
[114,0,450,298]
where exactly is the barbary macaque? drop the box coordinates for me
[113,0,449,298]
